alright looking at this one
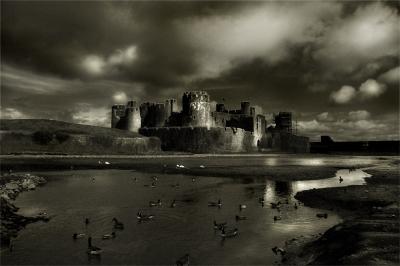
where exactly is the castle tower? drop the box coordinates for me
[165,99,177,118]
[125,101,141,132]
[182,91,211,127]
[111,104,126,128]
[241,101,251,116]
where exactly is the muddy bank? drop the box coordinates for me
[0,174,49,250]
[284,165,399,265]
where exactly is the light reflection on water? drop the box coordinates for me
[2,166,370,265]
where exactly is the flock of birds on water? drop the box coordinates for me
[69,162,346,265]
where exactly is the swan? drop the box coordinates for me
[176,253,190,266]
[239,204,247,211]
[87,237,102,255]
[137,212,155,221]
[149,199,162,207]
[220,227,238,238]
[213,220,227,230]
[112,218,124,229]
[104,161,110,165]
[73,233,85,239]
[102,232,116,240]
[199,165,205,168]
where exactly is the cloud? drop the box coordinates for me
[177,1,341,78]
[348,110,370,121]
[81,45,137,76]
[0,107,29,119]
[72,104,110,127]
[317,112,335,122]
[112,92,129,104]
[330,85,357,104]
[378,66,400,84]
[298,119,330,131]
[331,79,387,104]
[314,2,399,74]
[359,79,386,99]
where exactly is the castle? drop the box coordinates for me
[111,91,309,153]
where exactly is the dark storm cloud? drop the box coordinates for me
[1,1,399,140]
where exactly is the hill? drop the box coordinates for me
[0,119,161,155]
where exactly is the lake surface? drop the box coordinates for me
[2,156,371,265]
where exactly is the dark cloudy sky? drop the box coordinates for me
[1,1,399,141]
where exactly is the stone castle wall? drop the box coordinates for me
[139,127,258,153]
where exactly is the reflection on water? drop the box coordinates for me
[2,167,370,265]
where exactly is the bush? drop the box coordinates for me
[32,131,53,145]
[55,131,70,143]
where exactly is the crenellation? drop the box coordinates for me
[111,90,308,152]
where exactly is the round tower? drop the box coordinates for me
[182,91,211,127]
[125,101,141,132]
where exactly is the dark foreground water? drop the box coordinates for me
[2,158,371,265]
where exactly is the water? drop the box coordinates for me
[1,159,371,265]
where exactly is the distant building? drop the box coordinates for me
[111,91,309,153]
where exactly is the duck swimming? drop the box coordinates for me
[72,233,85,239]
[137,212,155,221]
[87,237,102,255]
[208,199,222,208]
[213,220,227,230]
[176,253,190,266]
[220,227,238,238]
[112,218,124,229]
[339,176,343,183]
[316,213,328,218]
[149,199,162,207]
[235,215,247,221]
[102,232,116,240]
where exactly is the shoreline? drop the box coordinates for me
[0,174,50,251]
[282,163,399,265]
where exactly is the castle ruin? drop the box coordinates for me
[111,91,309,153]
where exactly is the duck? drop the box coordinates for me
[73,233,85,239]
[170,200,177,208]
[273,215,282,221]
[171,183,180,188]
[112,218,124,229]
[85,218,90,225]
[239,204,247,211]
[270,202,281,209]
[220,227,238,238]
[272,246,286,256]
[213,220,227,230]
[151,182,157,188]
[176,253,190,266]
[149,199,162,207]
[208,199,222,208]
[235,215,247,221]
[316,213,328,219]
[102,232,116,240]
[152,176,158,181]
[199,165,205,169]
[87,237,102,255]
[104,161,110,165]
[137,212,155,221]
[339,176,343,183]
